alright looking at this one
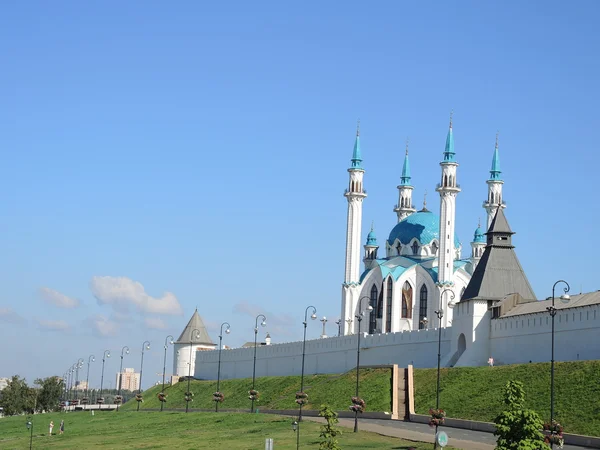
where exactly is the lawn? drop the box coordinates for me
[413,360,600,436]
[121,368,393,413]
[0,411,437,449]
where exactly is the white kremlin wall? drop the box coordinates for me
[189,302,600,380]
[490,303,600,364]
[193,328,450,380]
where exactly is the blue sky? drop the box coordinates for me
[0,1,598,388]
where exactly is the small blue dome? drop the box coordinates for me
[387,210,460,248]
[473,226,485,243]
[366,229,378,246]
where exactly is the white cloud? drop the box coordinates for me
[39,287,80,308]
[232,301,294,337]
[0,308,26,324]
[144,317,167,330]
[37,319,70,331]
[89,314,118,337]
[89,276,183,316]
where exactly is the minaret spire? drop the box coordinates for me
[394,138,416,221]
[342,123,367,335]
[483,131,505,230]
[351,120,362,169]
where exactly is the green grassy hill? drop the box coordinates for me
[413,360,600,436]
[121,368,393,413]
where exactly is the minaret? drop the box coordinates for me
[436,113,461,289]
[394,140,416,222]
[341,123,367,335]
[363,223,379,270]
[483,132,505,230]
[470,219,486,271]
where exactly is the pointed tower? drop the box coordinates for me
[363,223,379,270]
[470,219,486,271]
[436,113,461,294]
[173,309,216,378]
[483,133,505,230]
[394,140,417,221]
[341,123,367,335]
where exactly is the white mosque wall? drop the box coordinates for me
[489,304,600,365]
[192,328,451,380]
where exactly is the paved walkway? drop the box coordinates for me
[304,416,595,450]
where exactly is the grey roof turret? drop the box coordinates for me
[462,208,536,302]
[175,309,214,345]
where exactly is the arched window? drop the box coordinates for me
[386,278,393,331]
[369,285,378,334]
[377,286,384,319]
[396,243,402,255]
[431,241,438,255]
[411,241,419,255]
[402,281,413,318]
[419,285,428,329]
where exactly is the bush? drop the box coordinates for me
[494,380,546,450]
[318,404,342,450]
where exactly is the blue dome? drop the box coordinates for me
[473,226,485,243]
[366,229,378,246]
[387,210,460,248]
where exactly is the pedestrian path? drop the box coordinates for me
[304,416,596,450]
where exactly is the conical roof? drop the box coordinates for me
[175,309,214,345]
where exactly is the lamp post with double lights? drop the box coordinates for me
[137,341,151,411]
[75,358,84,400]
[161,335,174,412]
[250,314,267,412]
[99,350,111,409]
[353,296,373,432]
[433,289,455,449]
[186,328,201,413]
[84,355,95,409]
[215,322,231,412]
[296,306,317,449]
[547,280,570,449]
[116,346,129,412]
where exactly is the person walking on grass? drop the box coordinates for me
[59,420,65,435]
[49,420,54,436]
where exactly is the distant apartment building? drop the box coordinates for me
[74,380,88,391]
[0,377,9,391]
[116,368,140,391]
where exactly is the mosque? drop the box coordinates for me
[341,116,504,336]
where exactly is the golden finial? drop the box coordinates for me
[405,138,409,156]
[478,217,481,228]
[449,110,453,128]
[370,221,374,231]
[356,119,360,137]
[495,130,499,149]
[423,190,428,208]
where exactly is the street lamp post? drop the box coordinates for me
[99,350,111,409]
[85,355,95,409]
[335,319,342,336]
[67,367,72,401]
[186,328,201,413]
[296,306,317,449]
[137,341,151,412]
[354,296,373,432]
[161,335,174,412]
[75,358,84,400]
[250,314,267,412]
[26,417,33,450]
[117,346,129,412]
[547,280,570,449]
[69,363,77,400]
[433,289,455,449]
[216,322,231,412]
